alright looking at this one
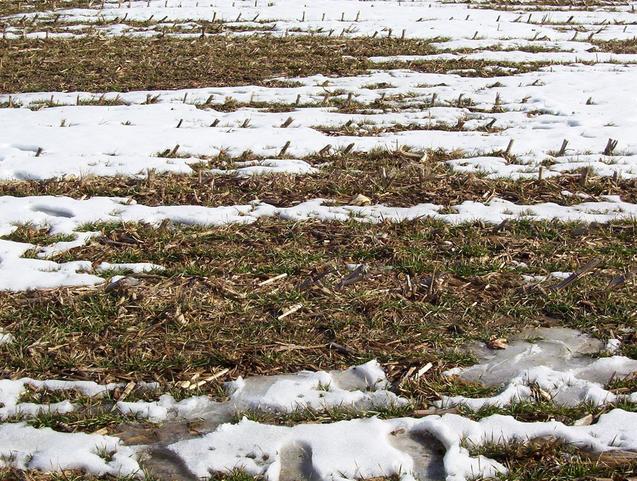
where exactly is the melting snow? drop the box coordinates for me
[2,0,637,478]
[168,409,637,481]
[119,361,405,423]
[1,329,636,481]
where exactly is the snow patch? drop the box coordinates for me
[0,423,140,477]
[117,361,405,423]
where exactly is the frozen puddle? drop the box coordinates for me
[2,329,637,480]
[439,327,637,409]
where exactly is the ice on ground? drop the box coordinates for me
[438,327,637,409]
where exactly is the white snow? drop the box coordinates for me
[5,0,637,46]
[95,262,165,274]
[4,66,637,180]
[168,409,637,481]
[606,338,622,353]
[0,331,13,346]
[170,417,419,481]
[2,0,637,478]
[117,360,405,423]
[521,271,572,283]
[227,360,404,412]
[0,422,140,477]
[210,159,319,177]
[1,348,636,480]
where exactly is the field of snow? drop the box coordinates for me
[1,0,637,480]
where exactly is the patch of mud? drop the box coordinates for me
[279,441,322,481]
[389,430,446,481]
[141,446,200,481]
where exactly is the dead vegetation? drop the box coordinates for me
[0,35,552,93]
[1,219,635,396]
[0,36,437,93]
[0,150,635,208]
[594,38,637,54]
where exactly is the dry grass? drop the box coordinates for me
[0,36,436,93]
[0,151,635,208]
[472,437,637,481]
[1,219,635,395]
[0,469,143,481]
[594,38,637,54]
[0,35,551,93]
[0,3,635,481]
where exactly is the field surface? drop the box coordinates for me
[1,0,637,480]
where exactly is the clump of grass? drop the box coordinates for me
[458,398,637,424]
[209,469,262,481]
[471,437,637,481]
[1,224,76,246]
[19,386,89,405]
[594,38,637,54]
[234,402,412,426]
[19,409,136,433]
